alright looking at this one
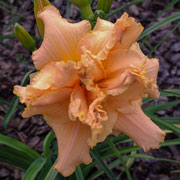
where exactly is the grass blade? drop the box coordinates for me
[43,131,55,157]
[107,137,132,180]
[144,99,180,114]
[0,134,40,159]
[138,12,180,40]
[145,113,180,137]
[22,158,47,180]
[156,0,179,18]
[0,146,33,170]
[44,159,65,180]
[127,154,180,164]
[148,22,180,56]
[87,159,121,180]
[75,166,84,180]
[90,149,116,180]
[160,89,180,97]
[3,69,35,129]
[105,0,143,19]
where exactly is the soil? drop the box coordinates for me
[0,0,180,179]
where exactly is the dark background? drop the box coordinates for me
[0,0,180,179]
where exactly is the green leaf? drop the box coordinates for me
[96,134,130,153]
[90,149,116,180]
[147,22,180,56]
[138,12,180,40]
[36,156,53,180]
[85,138,180,178]
[2,96,19,129]
[161,117,180,124]
[43,131,55,157]
[105,0,143,19]
[144,99,180,114]
[156,0,179,18]
[127,154,180,164]
[142,97,153,104]
[44,159,65,180]
[3,69,35,129]
[22,158,47,180]
[145,113,180,137]
[75,166,84,180]
[160,89,180,97]
[107,137,132,180]
[87,159,121,180]
[0,146,33,170]
[104,138,180,160]
[0,134,40,159]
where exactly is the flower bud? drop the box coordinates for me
[97,0,113,14]
[14,23,36,52]
[34,0,51,37]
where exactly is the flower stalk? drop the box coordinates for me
[70,0,93,20]
[97,0,113,14]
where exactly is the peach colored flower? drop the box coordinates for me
[14,5,165,176]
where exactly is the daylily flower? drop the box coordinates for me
[14,5,165,176]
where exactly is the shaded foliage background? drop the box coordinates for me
[0,0,180,179]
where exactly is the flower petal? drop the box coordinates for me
[94,17,113,31]
[97,100,118,142]
[114,105,166,152]
[32,5,91,69]
[22,89,71,125]
[29,61,77,90]
[144,58,160,98]
[103,47,144,75]
[77,13,136,61]
[30,63,57,90]
[106,81,144,113]
[98,70,135,96]
[54,121,92,176]
[69,83,88,121]
[114,14,144,49]
[77,48,105,82]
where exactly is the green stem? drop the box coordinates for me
[80,4,93,20]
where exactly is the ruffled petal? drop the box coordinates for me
[114,105,166,152]
[69,83,88,121]
[32,5,91,69]
[52,61,78,89]
[30,63,57,90]
[13,86,27,104]
[77,48,105,82]
[94,18,113,31]
[30,61,78,90]
[77,13,138,61]
[98,70,135,96]
[32,88,72,106]
[54,121,92,176]
[22,88,71,125]
[103,47,144,75]
[114,13,144,49]
[77,30,112,58]
[106,81,144,113]
[14,85,47,105]
[97,100,118,142]
[144,58,160,98]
